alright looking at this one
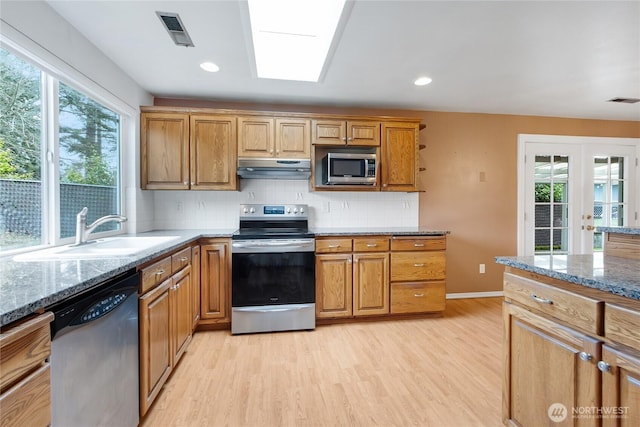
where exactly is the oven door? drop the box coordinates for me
[231,238,316,334]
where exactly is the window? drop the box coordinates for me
[0,46,124,253]
[533,155,570,254]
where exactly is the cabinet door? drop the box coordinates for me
[347,121,380,146]
[601,345,640,427]
[275,118,310,158]
[504,302,600,427]
[237,117,274,157]
[381,122,419,191]
[353,252,389,316]
[316,254,353,318]
[170,266,192,367]
[200,242,230,322]
[191,245,201,330]
[311,120,346,145]
[139,279,172,416]
[190,115,237,190]
[141,112,189,190]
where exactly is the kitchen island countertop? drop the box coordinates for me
[596,226,640,235]
[496,253,640,301]
[0,229,235,327]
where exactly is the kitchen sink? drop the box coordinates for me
[13,235,181,261]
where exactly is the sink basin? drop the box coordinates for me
[13,236,181,261]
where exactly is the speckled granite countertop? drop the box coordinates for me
[0,229,235,327]
[312,227,450,236]
[495,253,640,301]
[597,226,640,235]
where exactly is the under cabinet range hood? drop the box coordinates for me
[237,158,311,180]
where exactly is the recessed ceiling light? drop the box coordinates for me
[414,77,432,86]
[247,0,347,82]
[200,62,220,73]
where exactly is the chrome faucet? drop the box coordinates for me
[74,207,127,246]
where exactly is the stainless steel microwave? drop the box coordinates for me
[322,153,377,185]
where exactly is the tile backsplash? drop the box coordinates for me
[151,180,419,230]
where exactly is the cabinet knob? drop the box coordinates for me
[191,181,195,186]
[597,361,611,372]
[183,181,188,185]
[155,269,165,276]
[180,257,188,262]
[578,351,592,362]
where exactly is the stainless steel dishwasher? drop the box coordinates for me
[50,269,139,427]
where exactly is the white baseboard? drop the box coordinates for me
[446,291,504,299]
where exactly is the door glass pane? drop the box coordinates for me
[534,155,569,254]
[58,83,121,239]
[592,156,625,252]
[0,48,43,251]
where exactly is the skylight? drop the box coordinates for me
[247,0,346,82]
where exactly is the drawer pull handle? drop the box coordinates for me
[414,263,425,267]
[155,269,165,276]
[366,243,378,247]
[180,257,188,262]
[530,294,553,305]
[579,351,592,362]
[414,243,425,247]
[597,361,611,372]
[414,293,425,297]
[328,245,341,248]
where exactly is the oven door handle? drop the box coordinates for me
[232,240,315,252]
[233,305,310,313]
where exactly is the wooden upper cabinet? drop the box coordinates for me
[238,117,310,159]
[312,119,380,146]
[275,118,310,158]
[381,122,419,191]
[237,117,274,158]
[141,112,189,190]
[190,115,237,190]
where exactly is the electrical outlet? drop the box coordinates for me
[479,263,486,274]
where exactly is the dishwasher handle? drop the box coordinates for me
[50,270,139,339]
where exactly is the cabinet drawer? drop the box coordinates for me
[391,237,446,252]
[0,312,53,391]
[315,238,352,253]
[171,247,192,273]
[391,281,446,314]
[140,256,172,294]
[0,363,51,427]
[504,272,603,335]
[353,237,390,252]
[391,252,446,281]
[605,302,640,351]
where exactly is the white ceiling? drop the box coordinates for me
[46,0,640,121]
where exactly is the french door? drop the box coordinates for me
[519,135,639,256]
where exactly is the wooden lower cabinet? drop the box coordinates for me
[316,253,353,318]
[600,345,640,427]
[139,245,195,416]
[503,302,600,427]
[139,279,172,416]
[191,245,201,330]
[0,312,53,427]
[199,239,231,325]
[353,252,389,316]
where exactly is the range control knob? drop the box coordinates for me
[243,207,248,214]
[299,207,305,214]
[286,208,292,214]
[294,208,299,214]
[249,207,255,214]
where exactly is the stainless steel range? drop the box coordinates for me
[231,204,315,334]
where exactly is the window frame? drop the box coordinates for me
[0,39,134,254]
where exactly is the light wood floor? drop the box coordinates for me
[141,298,503,427]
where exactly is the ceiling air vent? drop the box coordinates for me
[608,97,640,104]
[156,12,194,47]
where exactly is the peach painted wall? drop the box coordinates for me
[417,112,639,294]
[154,98,640,294]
